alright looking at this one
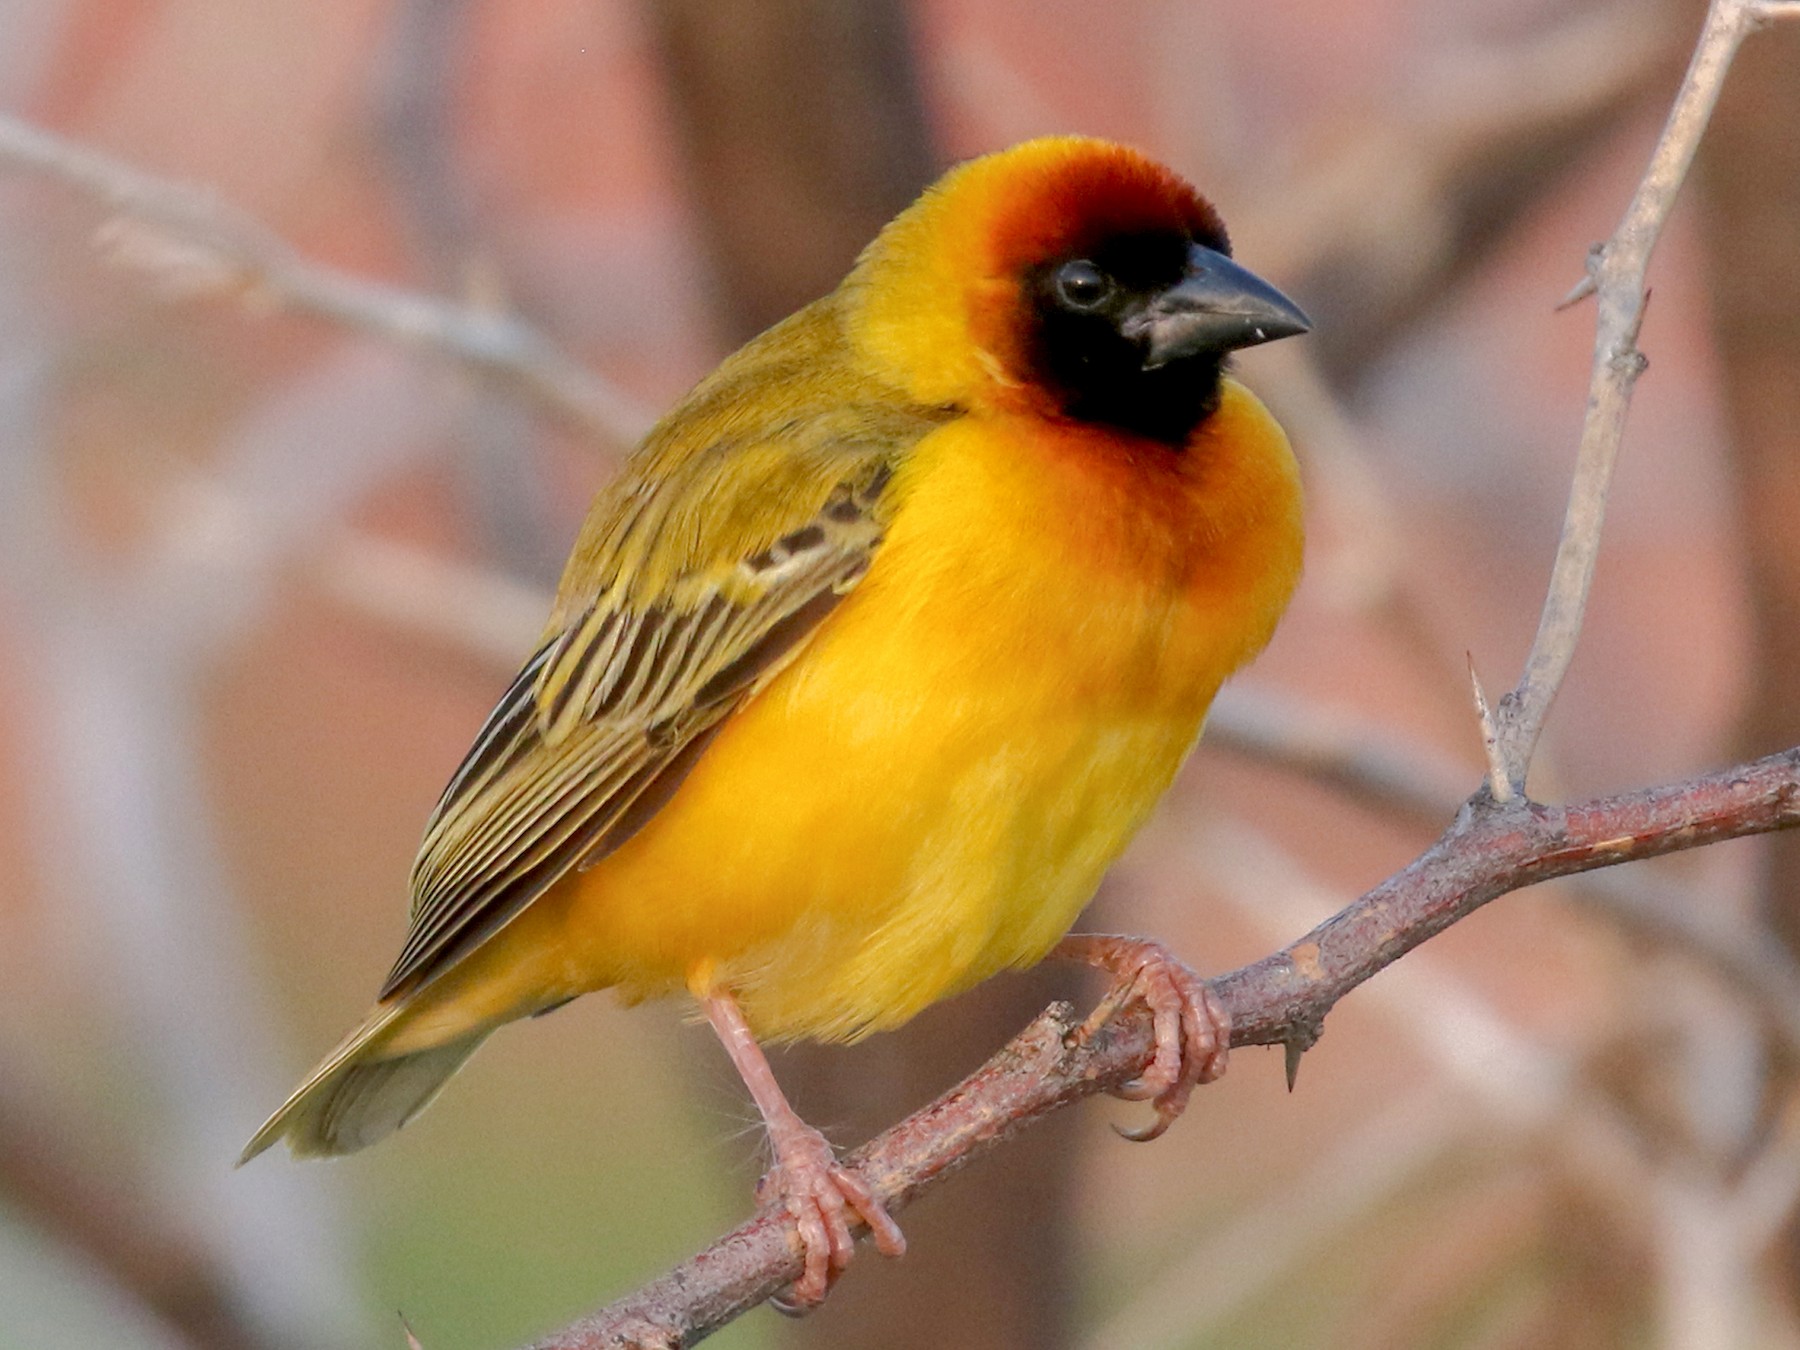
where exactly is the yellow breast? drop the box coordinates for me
[467,378,1301,1043]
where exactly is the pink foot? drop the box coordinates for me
[699,988,904,1313]
[1054,934,1231,1142]
[757,1119,906,1312]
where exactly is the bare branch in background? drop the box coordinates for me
[0,0,1679,484]
[1078,1088,1471,1350]
[0,111,652,447]
[1206,685,1469,829]
[1695,0,1800,1291]
[314,529,548,666]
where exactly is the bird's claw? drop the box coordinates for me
[1065,935,1229,1142]
[758,1125,905,1312]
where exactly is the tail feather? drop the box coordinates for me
[240,1009,489,1163]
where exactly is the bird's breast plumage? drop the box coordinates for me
[505,377,1303,1042]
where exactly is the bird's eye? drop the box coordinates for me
[1054,260,1113,311]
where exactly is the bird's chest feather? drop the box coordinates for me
[555,383,1300,1038]
[856,385,1303,725]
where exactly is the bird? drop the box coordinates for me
[242,135,1309,1307]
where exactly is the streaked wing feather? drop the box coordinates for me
[378,437,913,1001]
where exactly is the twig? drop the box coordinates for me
[369,0,570,584]
[527,749,1800,1348]
[1468,658,1513,803]
[0,112,653,447]
[1491,0,1800,790]
[1199,686,1800,1067]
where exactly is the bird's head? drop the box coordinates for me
[848,136,1309,445]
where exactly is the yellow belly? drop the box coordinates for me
[408,380,1302,1046]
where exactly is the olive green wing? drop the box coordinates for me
[379,397,944,1002]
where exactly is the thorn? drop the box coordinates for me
[1281,1017,1323,1090]
[1555,273,1596,311]
[1556,241,1604,311]
[399,1313,425,1350]
[1467,655,1515,803]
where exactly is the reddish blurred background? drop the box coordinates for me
[1,2,1797,1348]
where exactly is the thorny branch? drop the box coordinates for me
[532,752,1800,1349]
[0,112,652,447]
[1204,687,1800,1061]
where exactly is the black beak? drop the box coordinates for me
[1133,244,1311,369]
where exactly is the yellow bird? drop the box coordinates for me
[244,135,1307,1305]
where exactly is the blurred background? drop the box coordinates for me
[0,1,1798,1347]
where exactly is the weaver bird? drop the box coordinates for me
[244,135,1308,1306]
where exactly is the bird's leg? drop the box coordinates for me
[1052,933,1230,1142]
[699,990,906,1310]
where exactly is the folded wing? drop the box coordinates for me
[381,376,951,1000]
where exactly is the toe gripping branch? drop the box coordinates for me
[1054,933,1232,1141]
[701,989,905,1312]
